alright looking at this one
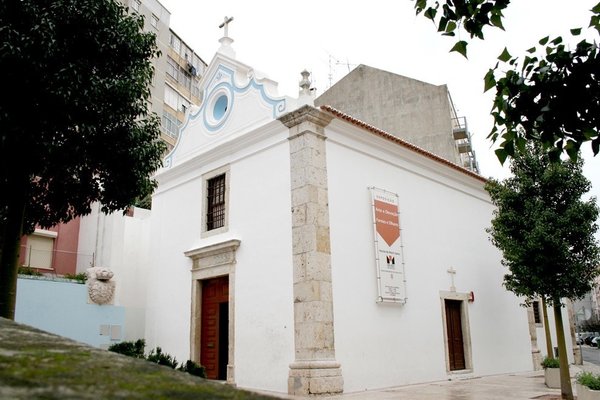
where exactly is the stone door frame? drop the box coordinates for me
[440,290,473,374]
[185,239,240,384]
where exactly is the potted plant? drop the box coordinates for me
[541,356,560,389]
[576,371,600,400]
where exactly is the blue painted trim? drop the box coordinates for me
[163,63,286,168]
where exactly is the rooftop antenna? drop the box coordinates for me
[327,53,357,88]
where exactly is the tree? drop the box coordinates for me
[413,1,600,163]
[485,143,600,400]
[0,0,166,318]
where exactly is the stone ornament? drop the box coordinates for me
[87,267,115,305]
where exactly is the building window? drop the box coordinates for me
[151,14,159,29]
[206,174,226,231]
[533,300,542,324]
[170,33,181,53]
[166,56,178,80]
[165,85,190,114]
[162,110,181,138]
[132,0,140,12]
[23,232,56,269]
[178,65,191,89]
[164,85,179,110]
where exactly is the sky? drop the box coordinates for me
[159,0,600,192]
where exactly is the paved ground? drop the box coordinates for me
[582,345,600,366]
[257,363,600,400]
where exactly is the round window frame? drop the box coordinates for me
[204,86,233,130]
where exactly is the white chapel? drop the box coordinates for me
[139,23,573,396]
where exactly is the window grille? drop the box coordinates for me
[207,174,226,231]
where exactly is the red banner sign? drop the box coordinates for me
[374,200,400,246]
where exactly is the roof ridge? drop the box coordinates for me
[319,105,486,183]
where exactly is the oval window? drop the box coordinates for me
[213,95,228,120]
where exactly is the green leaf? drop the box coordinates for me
[551,36,563,45]
[515,137,527,153]
[484,69,496,92]
[565,140,580,160]
[592,2,600,14]
[583,128,596,141]
[445,20,457,33]
[539,36,549,46]
[438,16,448,32]
[495,148,509,165]
[592,138,600,155]
[498,47,511,62]
[450,40,468,58]
[424,7,437,20]
[490,14,504,30]
[526,46,536,54]
[570,28,582,35]
[415,0,427,13]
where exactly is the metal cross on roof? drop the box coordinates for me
[219,16,234,37]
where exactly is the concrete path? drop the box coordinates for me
[258,363,600,400]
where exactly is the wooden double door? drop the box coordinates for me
[200,276,229,380]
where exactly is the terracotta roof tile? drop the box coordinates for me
[319,105,487,183]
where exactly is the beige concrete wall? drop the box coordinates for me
[315,65,461,164]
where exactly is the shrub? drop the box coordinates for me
[147,347,178,369]
[178,360,207,378]
[577,371,600,390]
[108,339,146,358]
[541,356,560,369]
[18,266,42,276]
[63,272,88,283]
[108,340,207,378]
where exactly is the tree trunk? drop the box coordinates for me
[553,303,574,400]
[0,176,28,319]
[542,298,554,358]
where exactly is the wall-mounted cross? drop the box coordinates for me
[447,266,457,292]
[219,16,234,37]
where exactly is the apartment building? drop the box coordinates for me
[121,0,207,151]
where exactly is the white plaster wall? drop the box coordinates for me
[145,135,294,393]
[144,177,199,358]
[324,126,532,392]
[229,141,295,393]
[78,205,151,341]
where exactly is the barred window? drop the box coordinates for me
[206,174,226,231]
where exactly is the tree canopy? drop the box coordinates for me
[0,0,166,318]
[413,1,600,163]
[485,143,599,399]
[485,144,600,304]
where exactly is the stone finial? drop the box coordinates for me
[297,70,315,107]
[299,70,311,95]
[87,266,116,305]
